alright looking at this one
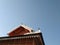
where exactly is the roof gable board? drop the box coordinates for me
[8,25,33,36]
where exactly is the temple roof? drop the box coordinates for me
[0,24,45,45]
[0,32,45,45]
[8,24,34,36]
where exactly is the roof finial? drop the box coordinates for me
[21,23,23,25]
[37,27,41,32]
[38,27,40,30]
[21,23,27,26]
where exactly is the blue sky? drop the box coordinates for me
[0,0,60,45]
